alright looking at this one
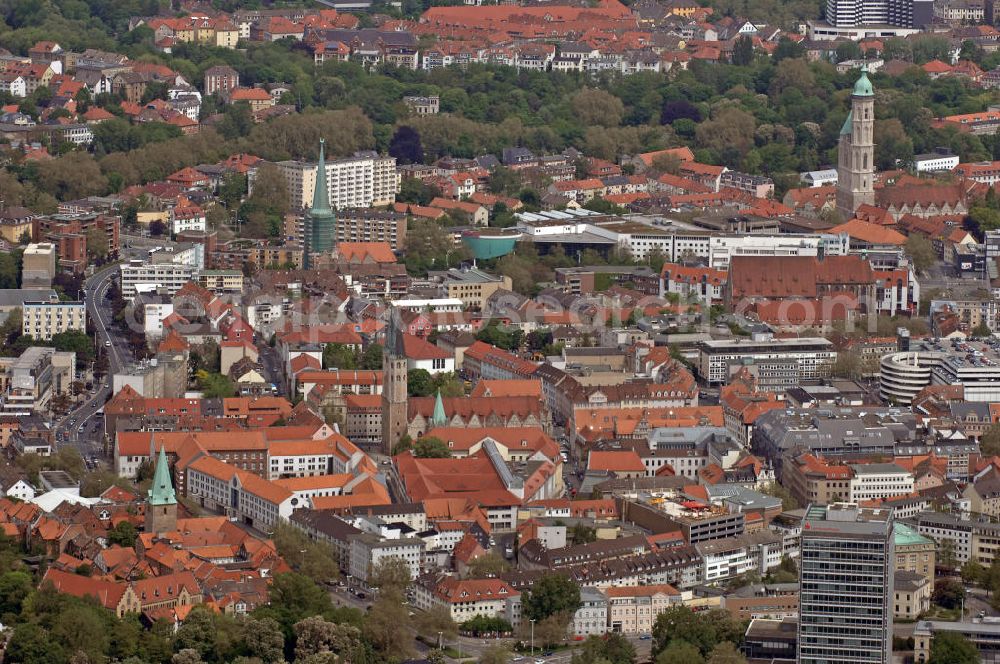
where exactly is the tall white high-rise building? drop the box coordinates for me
[825,0,934,27]
[799,503,894,664]
[261,152,400,211]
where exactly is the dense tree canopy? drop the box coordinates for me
[0,21,996,207]
[522,574,581,622]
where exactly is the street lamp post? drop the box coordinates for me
[530,619,535,657]
[438,631,443,651]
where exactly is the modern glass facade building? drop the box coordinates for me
[798,503,894,664]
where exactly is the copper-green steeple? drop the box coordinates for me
[147,445,176,506]
[312,138,332,214]
[306,138,337,267]
[431,389,447,427]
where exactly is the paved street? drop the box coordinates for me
[54,262,130,460]
[257,341,286,396]
[917,262,988,297]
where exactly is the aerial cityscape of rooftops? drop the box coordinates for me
[9,0,1000,663]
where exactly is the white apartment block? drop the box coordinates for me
[415,578,520,623]
[698,337,837,385]
[22,300,86,340]
[708,233,849,270]
[348,534,424,584]
[1,346,75,415]
[268,449,344,480]
[170,208,207,235]
[516,217,848,265]
[120,261,196,298]
[848,463,915,503]
[696,532,785,583]
[265,152,400,210]
[266,434,363,481]
[573,587,609,636]
[0,75,26,98]
[914,152,960,173]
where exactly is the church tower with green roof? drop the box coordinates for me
[305,138,337,268]
[145,445,177,534]
[431,389,447,427]
[836,66,876,218]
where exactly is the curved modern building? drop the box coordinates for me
[461,230,522,260]
[878,351,940,404]
[879,344,1000,404]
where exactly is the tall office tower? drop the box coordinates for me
[381,307,408,455]
[304,138,336,268]
[836,67,876,219]
[798,503,894,664]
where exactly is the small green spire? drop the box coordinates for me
[311,138,332,214]
[431,389,447,426]
[840,110,853,136]
[148,445,176,506]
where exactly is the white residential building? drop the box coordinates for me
[1,346,75,415]
[403,334,455,375]
[348,533,424,584]
[573,587,609,636]
[696,531,785,583]
[22,300,86,340]
[56,124,93,145]
[848,463,915,502]
[266,433,363,481]
[0,75,27,98]
[914,151,960,173]
[264,152,400,210]
[698,337,837,385]
[119,260,196,298]
[170,207,207,235]
[3,479,35,501]
[417,577,520,623]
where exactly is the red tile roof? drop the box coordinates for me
[336,241,396,264]
[433,577,518,603]
[42,568,127,611]
[829,218,906,246]
[728,255,875,299]
[229,87,272,101]
[588,450,646,473]
[402,333,452,361]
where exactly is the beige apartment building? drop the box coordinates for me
[604,585,681,634]
[265,152,399,210]
[894,570,931,619]
[21,243,56,288]
[196,270,244,294]
[437,267,513,311]
[336,210,408,250]
[22,300,86,341]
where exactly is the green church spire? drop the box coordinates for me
[306,138,337,267]
[148,445,176,506]
[431,389,447,427]
[312,138,332,214]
